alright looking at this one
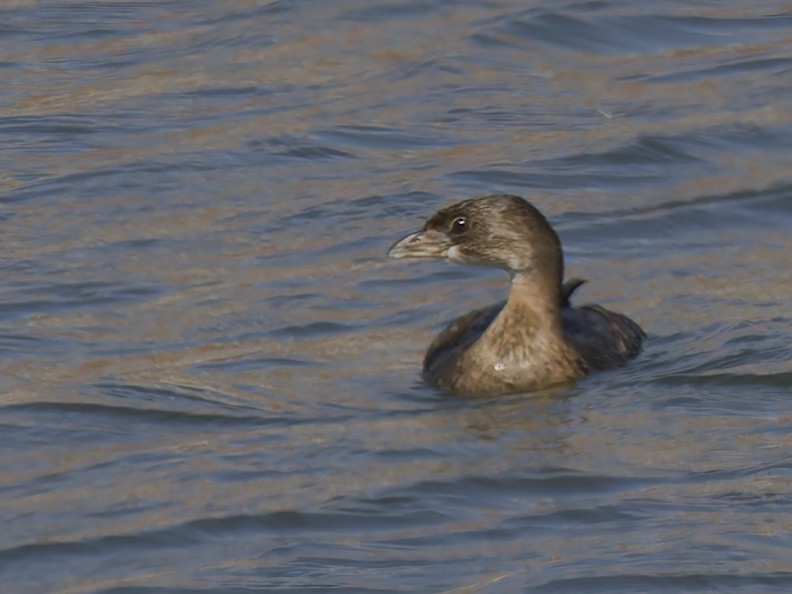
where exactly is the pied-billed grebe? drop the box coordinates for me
[388,194,645,396]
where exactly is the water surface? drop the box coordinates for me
[1,1,791,592]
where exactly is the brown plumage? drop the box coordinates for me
[388,194,646,396]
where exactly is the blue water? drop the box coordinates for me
[1,1,791,592]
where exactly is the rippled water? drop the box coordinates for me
[1,1,791,592]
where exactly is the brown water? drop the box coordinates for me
[1,1,791,593]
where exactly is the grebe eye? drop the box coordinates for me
[450,216,467,233]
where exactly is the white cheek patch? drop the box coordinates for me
[506,247,532,272]
[447,245,462,262]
